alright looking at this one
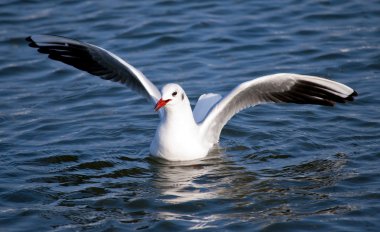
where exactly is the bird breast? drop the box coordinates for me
[150,119,209,161]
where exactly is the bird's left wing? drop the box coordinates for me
[26,35,161,108]
[199,73,357,144]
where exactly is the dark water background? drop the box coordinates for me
[1,0,380,231]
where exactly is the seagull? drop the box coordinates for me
[26,35,357,161]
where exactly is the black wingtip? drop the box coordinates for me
[344,90,358,102]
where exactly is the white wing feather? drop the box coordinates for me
[193,93,222,123]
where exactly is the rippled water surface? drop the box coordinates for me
[1,0,380,231]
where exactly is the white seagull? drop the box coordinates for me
[27,35,357,161]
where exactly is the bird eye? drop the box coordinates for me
[172,91,177,97]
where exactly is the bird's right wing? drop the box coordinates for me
[199,73,357,144]
[26,35,162,114]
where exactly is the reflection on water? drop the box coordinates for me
[147,148,353,229]
[0,147,361,230]
[152,157,221,204]
[150,148,255,204]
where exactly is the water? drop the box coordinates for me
[1,0,379,231]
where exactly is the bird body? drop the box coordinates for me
[150,84,210,161]
[27,35,357,161]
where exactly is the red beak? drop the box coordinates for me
[154,98,171,111]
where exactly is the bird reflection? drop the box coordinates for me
[147,148,352,223]
[148,148,235,204]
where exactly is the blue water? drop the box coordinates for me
[1,0,380,231]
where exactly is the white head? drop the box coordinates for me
[154,83,188,112]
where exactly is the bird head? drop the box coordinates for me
[155,83,187,111]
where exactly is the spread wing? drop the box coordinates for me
[199,73,358,144]
[26,35,161,112]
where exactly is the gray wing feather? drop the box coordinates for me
[26,35,161,105]
[199,73,357,144]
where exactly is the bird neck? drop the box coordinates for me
[163,100,195,125]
